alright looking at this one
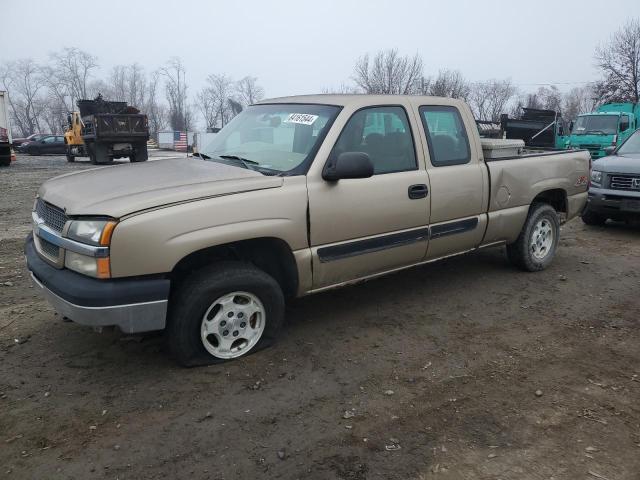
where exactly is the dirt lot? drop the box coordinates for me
[1,154,639,480]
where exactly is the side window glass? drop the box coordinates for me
[43,136,54,143]
[620,115,630,132]
[419,106,471,166]
[332,106,417,174]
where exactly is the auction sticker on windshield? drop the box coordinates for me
[284,113,318,125]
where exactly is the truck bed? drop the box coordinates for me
[82,113,149,141]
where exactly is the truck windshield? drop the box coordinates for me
[617,130,640,155]
[572,115,619,135]
[200,104,340,175]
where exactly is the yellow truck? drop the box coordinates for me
[63,111,84,162]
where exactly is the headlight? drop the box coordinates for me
[64,251,111,278]
[591,170,603,186]
[67,219,116,246]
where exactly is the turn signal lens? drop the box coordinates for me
[96,258,111,279]
[100,221,117,246]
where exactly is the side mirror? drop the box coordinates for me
[604,146,616,156]
[620,122,629,132]
[323,152,374,181]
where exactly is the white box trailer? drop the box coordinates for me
[0,91,13,166]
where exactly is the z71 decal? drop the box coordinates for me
[575,175,588,187]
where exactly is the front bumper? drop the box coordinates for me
[25,235,170,333]
[586,186,640,218]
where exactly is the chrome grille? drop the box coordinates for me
[610,175,640,191]
[39,237,60,259]
[35,199,68,232]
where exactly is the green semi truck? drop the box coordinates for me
[565,103,639,158]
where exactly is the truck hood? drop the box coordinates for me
[593,153,640,174]
[38,158,284,218]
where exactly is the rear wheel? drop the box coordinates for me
[581,208,606,226]
[66,147,75,163]
[130,142,148,162]
[167,261,285,367]
[507,203,560,271]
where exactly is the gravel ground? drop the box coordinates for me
[1,154,640,479]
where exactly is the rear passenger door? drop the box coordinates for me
[307,105,431,289]
[417,104,488,259]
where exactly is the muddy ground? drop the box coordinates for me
[1,154,639,480]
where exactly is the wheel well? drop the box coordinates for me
[531,189,567,213]
[170,238,299,298]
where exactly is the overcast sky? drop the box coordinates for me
[2,0,639,99]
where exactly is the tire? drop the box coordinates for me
[167,261,285,367]
[130,142,148,162]
[507,203,560,272]
[581,208,606,226]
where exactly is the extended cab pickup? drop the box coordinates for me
[26,95,590,366]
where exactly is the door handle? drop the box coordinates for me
[408,184,429,199]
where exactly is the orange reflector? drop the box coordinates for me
[100,221,117,246]
[96,257,111,279]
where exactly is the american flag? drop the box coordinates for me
[174,131,187,151]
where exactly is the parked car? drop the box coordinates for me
[12,133,49,147]
[582,128,640,225]
[26,94,589,366]
[19,135,66,155]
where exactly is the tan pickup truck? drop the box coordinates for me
[26,95,590,365]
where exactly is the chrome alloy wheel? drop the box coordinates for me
[531,218,554,260]
[200,291,266,359]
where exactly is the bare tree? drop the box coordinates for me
[159,57,189,131]
[321,83,360,94]
[353,49,423,94]
[469,79,516,121]
[197,74,236,129]
[427,70,471,100]
[562,85,598,122]
[0,59,47,136]
[144,72,168,134]
[235,76,264,106]
[196,87,217,129]
[595,19,640,103]
[47,47,98,106]
[510,85,564,117]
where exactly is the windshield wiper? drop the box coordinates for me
[585,130,607,135]
[217,154,261,170]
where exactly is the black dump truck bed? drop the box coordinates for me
[75,95,150,164]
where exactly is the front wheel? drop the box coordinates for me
[507,203,560,271]
[167,261,285,367]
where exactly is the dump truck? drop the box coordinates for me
[66,95,150,164]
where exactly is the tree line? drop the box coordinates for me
[328,18,639,124]
[1,19,638,138]
[0,49,266,138]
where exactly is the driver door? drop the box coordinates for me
[307,105,431,289]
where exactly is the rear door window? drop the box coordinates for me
[419,106,471,166]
